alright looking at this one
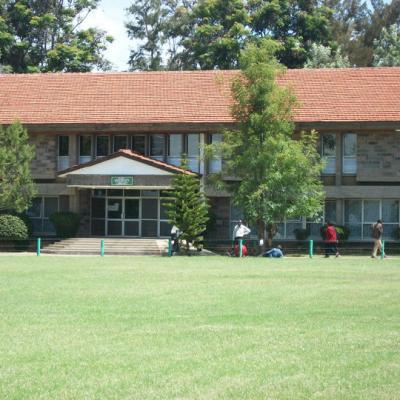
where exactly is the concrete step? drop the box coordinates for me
[42,238,168,256]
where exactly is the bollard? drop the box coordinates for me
[168,238,172,257]
[309,239,313,258]
[381,240,385,259]
[36,237,41,256]
[239,239,243,257]
[100,239,105,257]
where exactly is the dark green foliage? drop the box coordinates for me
[164,166,209,253]
[50,212,81,238]
[0,214,28,239]
[0,122,36,213]
[0,0,112,73]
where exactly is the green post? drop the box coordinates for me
[168,238,172,257]
[36,237,41,256]
[100,239,105,257]
[309,239,313,258]
[381,240,385,259]
[239,239,243,257]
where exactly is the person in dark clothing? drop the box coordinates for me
[324,222,339,258]
[371,219,384,258]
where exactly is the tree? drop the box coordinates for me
[211,40,324,250]
[126,0,168,70]
[164,162,209,253]
[178,0,249,70]
[324,0,400,66]
[247,0,334,68]
[305,43,350,67]
[373,24,400,66]
[0,0,113,73]
[0,121,36,213]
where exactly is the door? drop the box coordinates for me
[107,198,123,236]
[124,198,140,236]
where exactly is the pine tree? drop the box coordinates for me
[0,121,36,212]
[164,162,209,253]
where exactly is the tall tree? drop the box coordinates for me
[247,0,334,68]
[211,40,324,249]
[178,0,249,69]
[164,162,209,253]
[0,0,113,73]
[126,0,168,70]
[0,121,36,213]
[373,24,400,66]
[325,0,400,66]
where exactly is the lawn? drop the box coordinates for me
[0,256,399,400]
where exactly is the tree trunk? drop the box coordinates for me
[257,220,266,255]
[267,223,277,248]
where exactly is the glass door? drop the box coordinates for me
[107,198,123,236]
[124,198,140,236]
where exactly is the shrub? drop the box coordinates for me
[0,214,28,240]
[320,224,350,241]
[293,228,310,240]
[50,212,81,238]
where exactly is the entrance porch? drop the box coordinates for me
[57,149,196,238]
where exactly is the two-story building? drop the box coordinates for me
[1,68,400,240]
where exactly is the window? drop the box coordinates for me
[113,135,128,152]
[79,135,92,163]
[150,135,165,160]
[132,135,146,154]
[96,136,109,157]
[57,136,69,171]
[26,197,59,235]
[344,199,399,240]
[306,200,336,239]
[58,136,69,156]
[208,133,222,173]
[186,134,200,172]
[167,134,182,166]
[343,133,357,174]
[321,134,336,174]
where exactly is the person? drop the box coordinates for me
[371,219,384,258]
[170,225,180,254]
[324,221,339,258]
[234,243,248,257]
[232,220,251,244]
[263,245,284,258]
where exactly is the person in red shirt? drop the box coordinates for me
[324,221,340,258]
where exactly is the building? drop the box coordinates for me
[1,68,400,240]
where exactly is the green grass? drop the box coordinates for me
[0,256,399,399]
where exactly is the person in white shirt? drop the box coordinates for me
[232,220,251,244]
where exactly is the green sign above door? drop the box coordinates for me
[110,176,134,186]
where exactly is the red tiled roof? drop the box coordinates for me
[58,149,197,176]
[1,67,400,125]
[278,68,400,122]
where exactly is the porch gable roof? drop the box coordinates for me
[58,149,196,177]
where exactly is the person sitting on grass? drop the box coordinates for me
[263,245,284,258]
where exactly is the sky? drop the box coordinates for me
[82,0,133,71]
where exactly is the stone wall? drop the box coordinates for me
[29,134,57,179]
[357,132,400,182]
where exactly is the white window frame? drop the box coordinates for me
[321,133,336,174]
[342,133,357,175]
